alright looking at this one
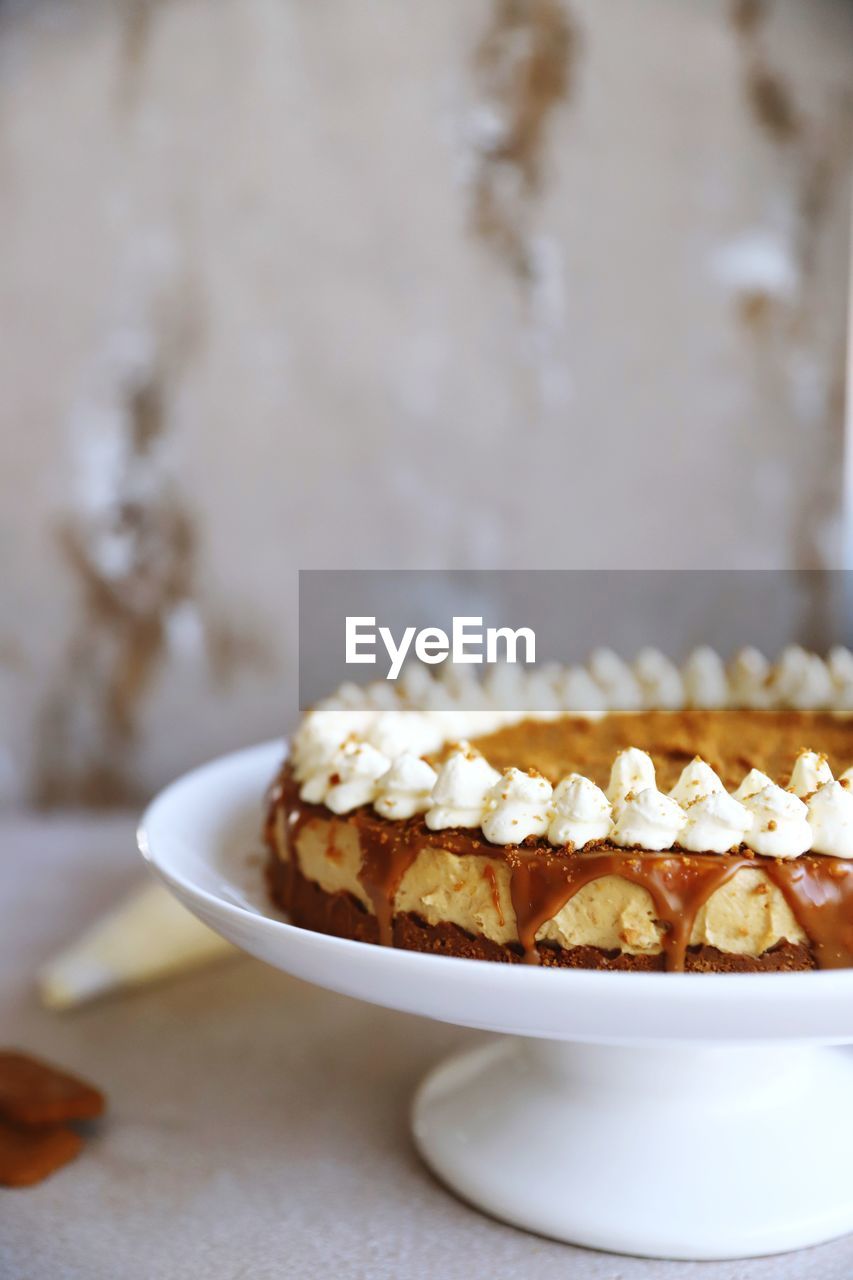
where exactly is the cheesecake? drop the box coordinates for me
[265,647,853,972]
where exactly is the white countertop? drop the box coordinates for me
[3,813,853,1280]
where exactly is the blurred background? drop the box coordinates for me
[0,0,851,809]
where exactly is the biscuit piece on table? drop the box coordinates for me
[0,1051,104,1127]
[0,1120,83,1187]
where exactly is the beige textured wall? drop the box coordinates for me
[0,0,851,806]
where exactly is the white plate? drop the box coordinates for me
[139,741,853,1260]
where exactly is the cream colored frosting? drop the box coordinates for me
[789,749,833,799]
[397,662,437,706]
[807,781,853,859]
[374,752,438,820]
[607,747,656,808]
[683,646,728,709]
[741,783,812,858]
[828,646,853,689]
[668,758,724,807]
[770,646,833,711]
[292,710,371,782]
[482,662,528,710]
[633,648,685,711]
[523,669,563,719]
[588,648,645,712]
[556,666,609,716]
[300,738,391,814]
[679,790,753,854]
[365,711,445,759]
[727,647,772,709]
[548,774,612,848]
[611,787,685,851]
[733,768,774,802]
[481,768,552,845]
[436,664,492,707]
[425,747,500,830]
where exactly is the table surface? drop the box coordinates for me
[3,814,853,1280]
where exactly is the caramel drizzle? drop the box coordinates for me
[356,819,422,947]
[762,858,853,970]
[271,768,853,971]
[508,849,747,969]
[483,863,505,928]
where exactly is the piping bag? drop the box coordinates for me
[38,880,233,1010]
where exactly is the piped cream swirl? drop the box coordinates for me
[425,747,501,830]
[634,649,685,711]
[548,774,612,848]
[668,758,724,807]
[807,782,853,859]
[727,647,772,709]
[588,648,645,712]
[611,787,686,851]
[300,738,390,814]
[740,783,812,858]
[679,790,753,853]
[683,647,728,709]
[481,768,553,845]
[607,748,656,809]
[789,749,832,799]
[374,753,438,820]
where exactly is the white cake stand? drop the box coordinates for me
[139,742,853,1262]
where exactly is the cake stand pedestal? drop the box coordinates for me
[139,741,853,1263]
[413,1038,853,1260]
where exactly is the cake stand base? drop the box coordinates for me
[139,742,853,1262]
[412,1038,853,1260]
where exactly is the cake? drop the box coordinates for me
[265,646,853,972]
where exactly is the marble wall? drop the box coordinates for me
[0,0,851,806]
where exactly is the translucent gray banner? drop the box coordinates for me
[298,569,851,710]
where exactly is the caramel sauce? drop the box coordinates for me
[507,847,747,968]
[356,819,422,947]
[483,863,505,928]
[763,858,853,969]
[324,828,342,865]
[270,763,853,971]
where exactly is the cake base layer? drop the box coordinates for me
[267,853,816,973]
